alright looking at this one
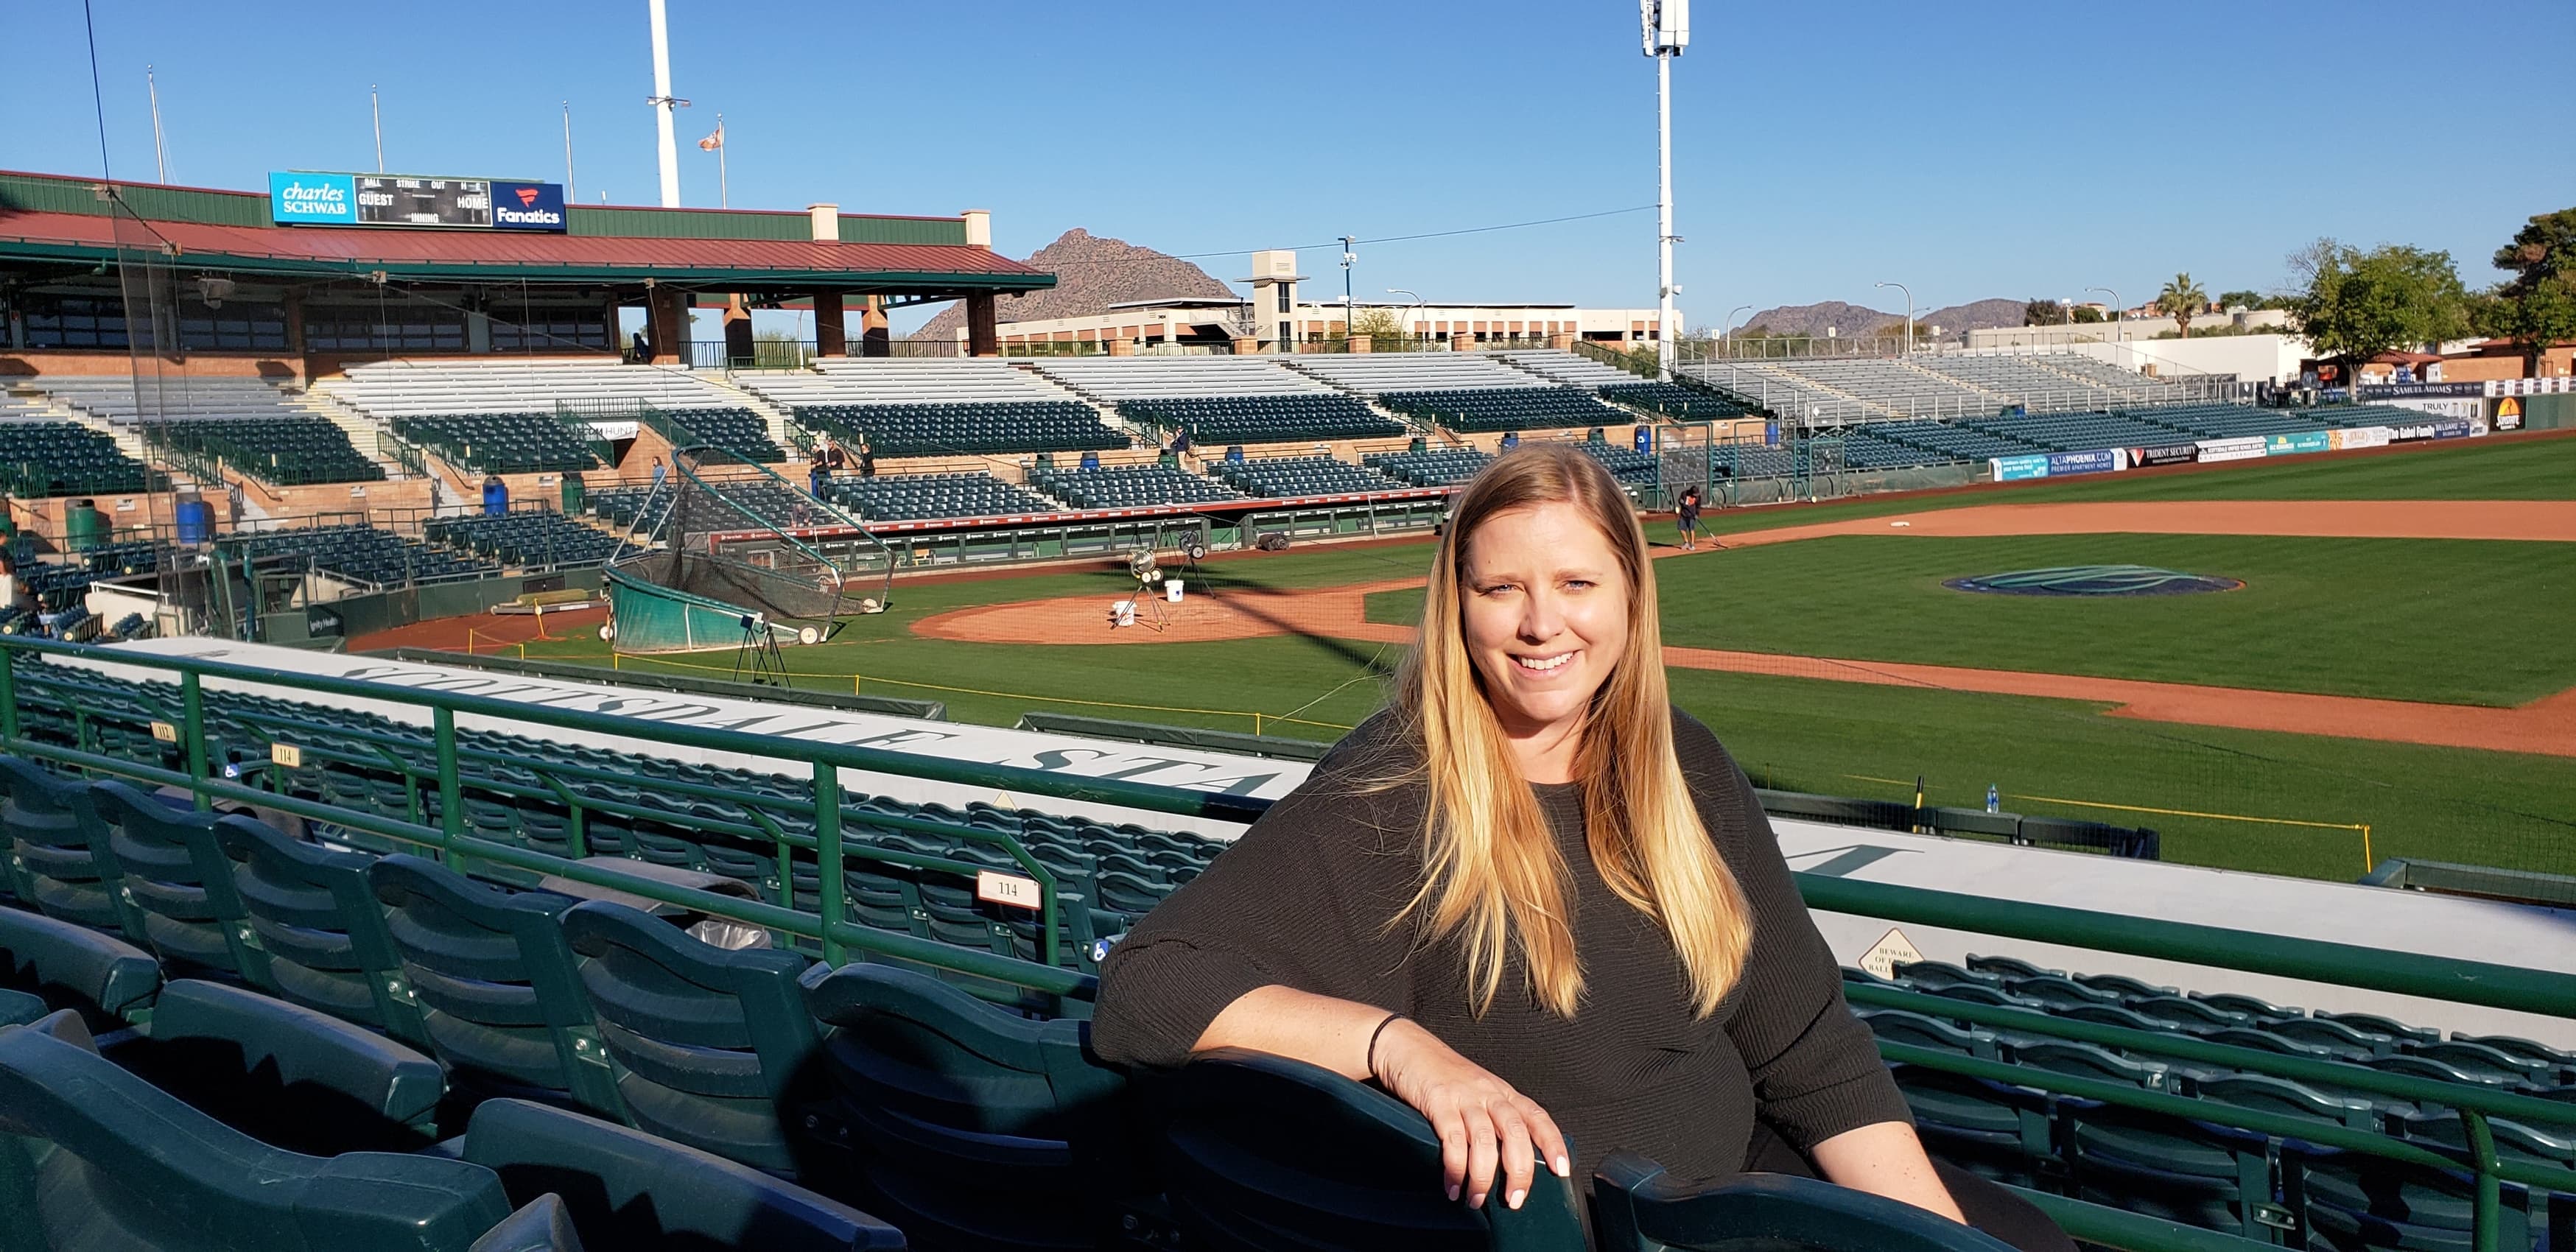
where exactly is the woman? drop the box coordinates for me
[1092,446,2066,1250]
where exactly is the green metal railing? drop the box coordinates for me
[0,635,2569,1252]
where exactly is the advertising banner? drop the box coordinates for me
[269,171,358,225]
[2359,381,2488,400]
[2127,443,2200,468]
[2388,418,2475,443]
[2046,449,2125,476]
[2265,431,2331,456]
[2496,397,2524,431]
[269,170,567,231]
[1991,454,2050,482]
[491,180,569,232]
[2197,436,2267,463]
[2328,426,2391,451]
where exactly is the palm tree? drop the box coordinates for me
[2157,272,2209,338]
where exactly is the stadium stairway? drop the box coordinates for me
[691,370,812,460]
[292,386,421,482]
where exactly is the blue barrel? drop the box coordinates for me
[1633,426,1655,454]
[482,476,508,517]
[1764,421,1780,446]
[1225,446,1244,463]
[174,496,214,545]
[1080,452,1101,471]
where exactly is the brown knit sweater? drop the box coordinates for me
[1091,706,1909,1191]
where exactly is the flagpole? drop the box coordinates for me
[147,65,169,183]
[561,100,578,202]
[717,112,727,208]
[371,84,384,172]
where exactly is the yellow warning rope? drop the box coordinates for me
[2012,793,2375,872]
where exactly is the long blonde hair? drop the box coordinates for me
[1384,444,1751,1019]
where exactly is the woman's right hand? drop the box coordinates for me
[1369,1016,1571,1210]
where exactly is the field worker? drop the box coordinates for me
[1677,484,1704,551]
[1093,445,2069,1251]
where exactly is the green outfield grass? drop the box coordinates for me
[499,432,2575,884]
[1365,533,2576,707]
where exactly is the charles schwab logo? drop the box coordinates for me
[268,171,358,225]
[491,181,567,231]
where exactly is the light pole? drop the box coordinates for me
[2087,286,2121,342]
[1387,289,1423,342]
[645,0,691,207]
[1340,236,1356,344]
[1875,281,1913,354]
[1724,303,1752,353]
[1643,1,1687,377]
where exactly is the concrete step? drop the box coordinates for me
[693,370,807,454]
[286,392,418,480]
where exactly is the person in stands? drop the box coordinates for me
[858,440,877,479]
[1092,445,2069,1251]
[649,457,666,489]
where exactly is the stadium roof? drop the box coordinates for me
[0,171,1054,298]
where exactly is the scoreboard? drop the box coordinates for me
[268,171,566,232]
[354,176,491,228]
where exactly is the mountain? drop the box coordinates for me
[910,228,1240,340]
[1738,298,2028,339]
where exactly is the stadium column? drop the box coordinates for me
[723,295,754,365]
[966,294,1000,357]
[861,295,890,357]
[813,292,847,356]
[646,286,690,365]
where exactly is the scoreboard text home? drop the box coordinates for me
[266,171,568,232]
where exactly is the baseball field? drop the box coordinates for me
[379,434,2576,885]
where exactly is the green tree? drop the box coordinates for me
[1347,307,1408,346]
[2070,306,2107,325]
[2023,298,2067,327]
[2217,289,2267,310]
[2155,272,2209,338]
[2478,207,2576,376]
[2284,239,2473,372]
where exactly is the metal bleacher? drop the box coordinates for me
[737,359,1124,456]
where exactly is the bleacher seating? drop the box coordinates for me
[425,510,624,566]
[652,406,787,463]
[1378,387,1627,433]
[1836,429,1950,471]
[2038,354,2195,400]
[1760,357,2000,415]
[2121,403,2332,440]
[1116,393,1403,443]
[10,538,167,606]
[27,375,313,424]
[221,523,499,587]
[1567,440,1659,488]
[1967,410,2219,452]
[1680,361,1856,421]
[1498,348,1640,390]
[1210,456,1407,498]
[1707,442,1799,479]
[1364,446,1495,486]
[0,420,153,496]
[1914,354,2167,412]
[319,359,745,416]
[831,471,1059,522]
[153,415,386,485]
[1867,419,2046,462]
[1599,380,1759,420]
[392,412,603,474]
[1032,355,1405,443]
[1028,464,1245,510]
[739,359,1124,456]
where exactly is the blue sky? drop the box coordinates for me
[11,0,2572,334]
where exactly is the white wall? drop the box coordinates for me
[2075,333,2311,385]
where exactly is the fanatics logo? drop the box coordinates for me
[516,187,541,207]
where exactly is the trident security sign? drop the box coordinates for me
[268,171,568,232]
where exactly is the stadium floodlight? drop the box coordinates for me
[646,0,692,208]
[1875,281,1914,354]
[2087,286,2123,342]
[1642,1,1687,379]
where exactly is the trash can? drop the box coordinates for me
[482,476,508,518]
[63,499,107,553]
[1632,426,1655,454]
[175,495,215,545]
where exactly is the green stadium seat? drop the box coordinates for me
[366,854,620,1113]
[1592,1156,2017,1252]
[2193,991,2303,1021]
[1886,1063,2057,1190]
[2127,994,2250,1033]
[114,978,444,1155]
[2193,1072,2379,1131]
[2074,972,2177,1000]
[0,903,161,1029]
[2314,1010,2440,1047]
[0,1026,511,1252]
[1154,1047,1584,1251]
[803,962,1131,1250]
[1861,1008,2004,1061]
[467,1195,586,1252]
[0,754,128,932]
[215,816,428,1044]
[2011,1040,2172,1091]
[2262,1016,2398,1062]
[1964,954,2055,982]
[1891,960,1999,991]
[2060,1098,2284,1241]
[1997,974,2117,1011]
[88,781,255,980]
[555,900,821,1176]
[2285,1141,2540,1252]
[457,1098,903,1251]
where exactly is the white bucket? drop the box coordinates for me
[1165,579,1184,603]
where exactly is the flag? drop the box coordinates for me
[698,122,723,152]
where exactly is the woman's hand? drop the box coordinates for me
[1369,1016,1571,1209]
